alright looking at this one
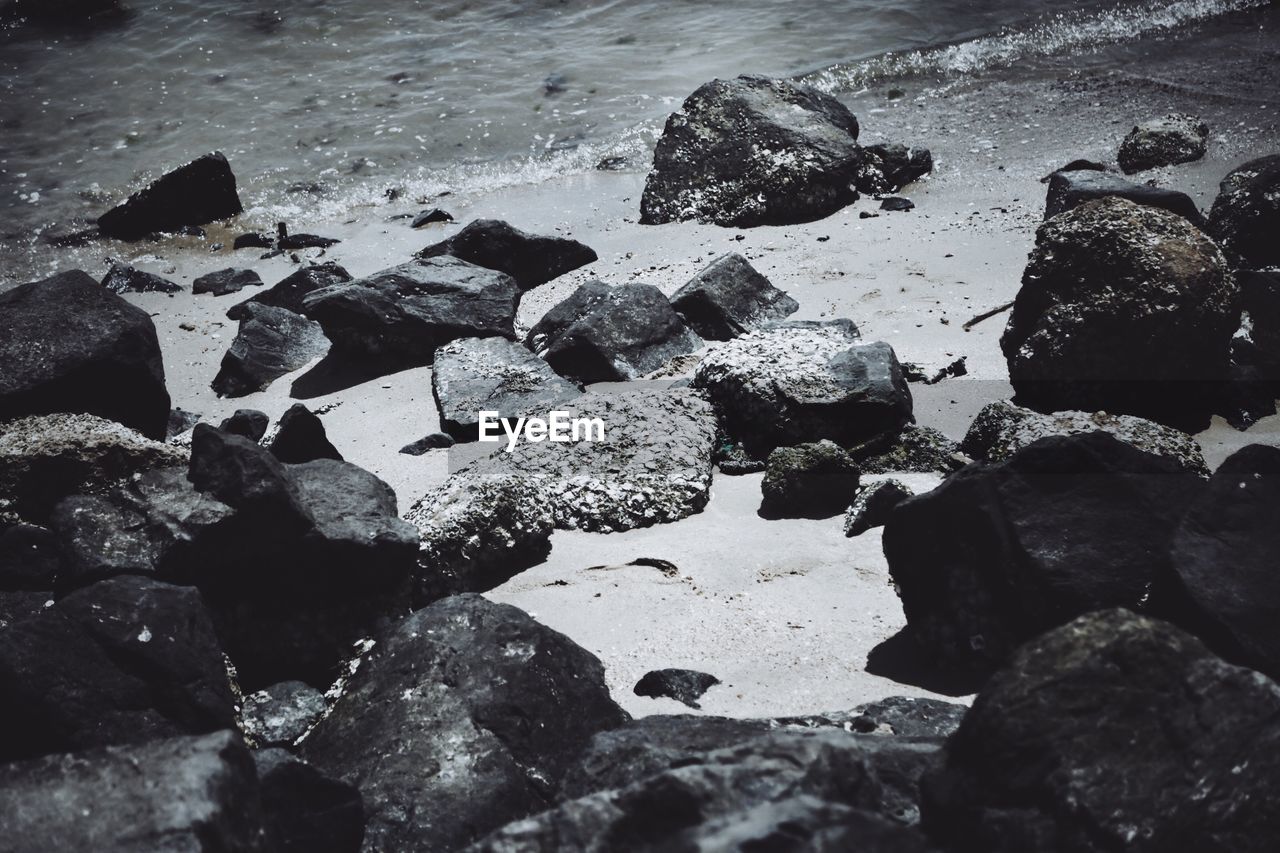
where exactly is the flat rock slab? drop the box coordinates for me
[1044,168,1205,226]
[194,267,263,296]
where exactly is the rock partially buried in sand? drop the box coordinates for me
[1117,113,1209,174]
[1043,167,1205,226]
[96,152,243,241]
[920,609,1280,853]
[1001,196,1237,432]
[399,432,454,455]
[640,75,863,228]
[0,270,171,440]
[880,196,914,212]
[100,263,182,294]
[211,303,330,398]
[416,218,597,290]
[193,267,263,297]
[856,143,933,195]
[219,408,270,442]
[633,668,721,709]
[227,261,352,320]
[1208,153,1280,269]
[669,252,799,341]
[269,403,343,464]
[844,478,913,537]
[759,439,861,519]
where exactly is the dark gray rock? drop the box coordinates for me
[1002,197,1237,431]
[0,590,50,631]
[212,303,330,397]
[669,253,798,340]
[227,262,352,321]
[188,424,313,530]
[97,152,244,241]
[844,479,913,536]
[1117,113,1209,174]
[641,75,863,227]
[269,404,342,464]
[400,432,454,454]
[0,270,171,439]
[167,407,202,438]
[100,263,182,294]
[525,278,613,354]
[880,196,914,212]
[1044,168,1205,225]
[241,681,327,748]
[760,440,861,519]
[194,267,263,296]
[432,336,580,441]
[921,609,1280,853]
[220,408,270,442]
[416,218,597,290]
[255,749,365,853]
[856,143,933,195]
[884,433,1204,677]
[411,208,453,228]
[852,425,962,475]
[846,696,967,739]
[1242,269,1280,370]
[301,594,628,852]
[48,494,160,589]
[633,669,721,709]
[234,232,275,250]
[0,523,60,591]
[1208,153,1280,269]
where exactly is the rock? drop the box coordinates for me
[227,262,352,320]
[921,609,1280,852]
[693,321,912,457]
[760,440,861,519]
[0,270,171,439]
[0,590,51,631]
[1208,153,1280,269]
[254,749,365,853]
[188,424,313,529]
[211,303,330,398]
[167,407,201,438]
[633,669,721,709]
[416,218,596,290]
[960,399,1210,476]
[883,433,1204,676]
[846,696,967,739]
[1220,336,1280,429]
[0,575,235,761]
[193,267,263,296]
[1117,113,1209,174]
[97,151,243,241]
[0,523,60,591]
[1043,168,1205,225]
[852,425,962,475]
[1001,196,1237,432]
[432,337,580,442]
[844,479,913,536]
[268,404,342,464]
[301,594,628,852]
[0,730,266,853]
[100,263,182,294]
[302,256,519,371]
[669,252,799,340]
[234,232,275,250]
[400,433,454,455]
[1242,269,1280,370]
[534,282,702,385]
[48,495,160,589]
[278,232,340,251]
[220,408,270,442]
[242,681,327,748]
[856,143,933,195]
[880,196,914,212]
[411,208,453,228]
[0,413,185,522]
[640,75,863,227]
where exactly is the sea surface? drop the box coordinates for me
[0,0,1276,244]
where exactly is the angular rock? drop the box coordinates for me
[880,196,914,212]
[100,263,182,294]
[641,75,863,227]
[856,143,933,195]
[1001,197,1237,431]
[883,433,1204,676]
[411,207,453,228]
[921,610,1280,853]
[1117,113,1209,174]
[400,432,454,455]
[669,252,799,341]
[432,336,580,442]
[302,256,519,370]
[960,399,1210,476]
[220,408,270,442]
[255,749,365,853]
[0,523,61,591]
[0,270,171,439]
[97,151,243,241]
[633,669,721,709]
[242,681,327,748]
[194,267,263,296]
[844,478,913,537]
[853,425,962,475]
[416,218,597,290]
[760,440,861,519]
[1043,167,1205,225]
[536,282,702,384]
[187,424,313,529]
[846,696,967,739]
[301,594,629,852]
[269,404,342,464]
[1208,153,1280,269]
[227,262,352,321]
[48,494,160,590]
[694,321,912,457]
[211,303,330,397]
[167,407,201,437]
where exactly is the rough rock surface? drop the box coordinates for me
[693,321,912,457]
[416,218,597,290]
[97,151,244,241]
[254,748,365,853]
[960,400,1210,476]
[400,433,455,455]
[856,143,933,195]
[242,681,328,747]
[633,669,721,709]
[1001,196,1237,431]
[1208,153,1280,269]
[759,440,861,519]
[883,433,1204,675]
[526,279,613,354]
[1117,113,1209,174]
[269,404,343,463]
[853,425,963,475]
[669,253,799,340]
[100,263,183,294]
[1044,168,1205,225]
[211,303,330,398]
[844,479,913,537]
[0,270,171,439]
[227,262,352,321]
[220,408,270,442]
[302,594,628,853]
[0,522,60,591]
[194,267,263,296]
[921,609,1280,853]
[641,75,864,228]
[432,337,580,442]
[48,494,160,589]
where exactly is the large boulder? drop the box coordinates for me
[227,262,352,321]
[302,256,518,370]
[97,151,244,241]
[1001,196,1237,431]
[693,320,912,457]
[0,270,171,439]
[48,494,161,590]
[416,218,597,290]
[883,433,1204,676]
[301,594,629,852]
[1043,168,1205,226]
[432,336,580,442]
[534,282,702,385]
[211,303,330,397]
[759,440,861,519]
[0,731,266,853]
[640,75,864,227]
[921,609,1280,852]
[669,252,799,340]
[1208,153,1280,269]
[1117,114,1209,174]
